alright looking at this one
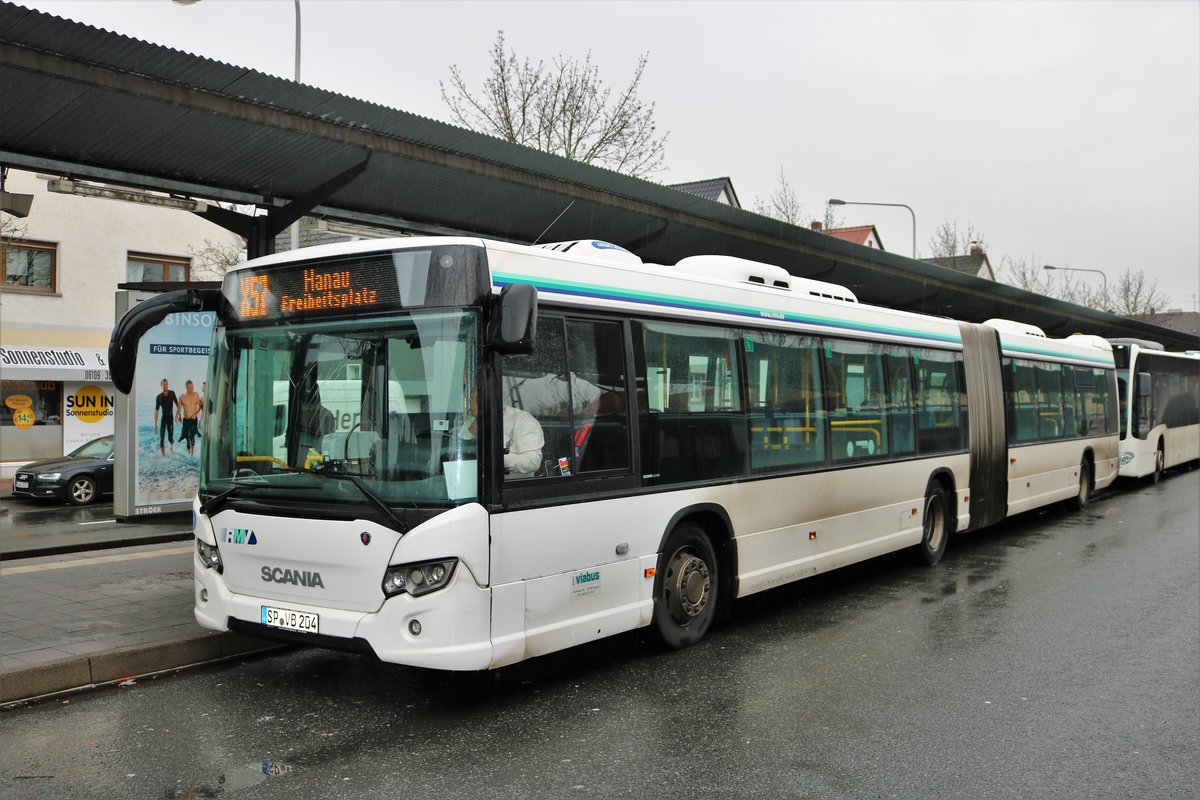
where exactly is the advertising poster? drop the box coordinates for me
[131,309,215,509]
[62,381,116,453]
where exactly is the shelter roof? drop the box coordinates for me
[0,2,1195,351]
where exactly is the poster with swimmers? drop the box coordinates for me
[114,290,216,518]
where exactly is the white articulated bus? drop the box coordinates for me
[108,237,1119,670]
[1109,339,1200,480]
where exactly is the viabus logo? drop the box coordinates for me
[223,528,258,545]
[574,571,600,585]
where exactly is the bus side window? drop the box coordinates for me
[636,320,746,484]
[915,348,964,453]
[1035,361,1065,439]
[1060,364,1078,437]
[885,350,916,456]
[745,331,825,471]
[1007,359,1039,444]
[501,317,634,479]
[567,320,630,473]
[1074,366,1099,436]
[826,339,889,462]
[500,316,565,479]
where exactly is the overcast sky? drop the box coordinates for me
[18,0,1200,309]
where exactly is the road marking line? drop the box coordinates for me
[77,519,117,526]
[0,545,194,576]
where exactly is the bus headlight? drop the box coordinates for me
[1120,451,1134,465]
[382,558,457,598]
[197,539,223,573]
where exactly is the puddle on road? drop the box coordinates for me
[169,761,298,796]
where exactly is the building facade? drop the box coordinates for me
[1,168,243,478]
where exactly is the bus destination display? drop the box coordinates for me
[232,260,402,322]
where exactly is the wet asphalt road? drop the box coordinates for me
[2,472,1197,800]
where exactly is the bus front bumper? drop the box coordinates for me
[194,556,494,671]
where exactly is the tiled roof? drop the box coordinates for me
[825,225,878,246]
[670,177,741,208]
[1143,311,1200,336]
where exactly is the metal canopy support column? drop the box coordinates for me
[195,152,372,258]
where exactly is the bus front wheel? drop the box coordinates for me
[1150,441,1165,483]
[652,522,718,650]
[917,484,950,566]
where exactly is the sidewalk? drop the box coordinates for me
[0,491,282,704]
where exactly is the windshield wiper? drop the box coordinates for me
[199,480,271,517]
[308,471,411,534]
[202,463,411,534]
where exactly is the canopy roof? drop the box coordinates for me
[1,2,1195,351]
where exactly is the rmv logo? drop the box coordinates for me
[223,528,258,545]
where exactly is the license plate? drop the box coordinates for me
[14,477,29,488]
[261,605,319,634]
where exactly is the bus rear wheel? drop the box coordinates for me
[1073,459,1092,511]
[916,484,949,566]
[652,522,718,650]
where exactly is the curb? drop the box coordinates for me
[0,632,285,705]
[1,530,193,561]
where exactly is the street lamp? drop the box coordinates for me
[828,198,917,259]
[175,0,303,251]
[1044,264,1109,311]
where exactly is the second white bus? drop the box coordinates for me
[1110,339,1200,480]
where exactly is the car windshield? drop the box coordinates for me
[70,437,113,459]
[201,309,480,508]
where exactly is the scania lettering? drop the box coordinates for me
[261,566,325,588]
[108,237,1120,670]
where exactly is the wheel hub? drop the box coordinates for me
[669,552,710,618]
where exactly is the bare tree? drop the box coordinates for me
[1109,268,1170,318]
[441,31,667,178]
[1,211,29,285]
[754,169,804,224]
[753,170,844,230]
[998,253,1055,295]
[814,203,845,231]
[999,253,1094,306]
[998,254,1165,315]
[1,212,27,242]
[928,219,987,259]
[188,237,245,281]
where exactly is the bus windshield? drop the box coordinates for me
[201,309,480,508]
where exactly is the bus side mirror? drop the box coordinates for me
[109,288,224,395]
[489,283,538,355]
[1136,372,1152,398]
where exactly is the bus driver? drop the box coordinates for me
[460,386,544,477]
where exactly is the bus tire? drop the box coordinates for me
[652,522,718,650]
[1073,459,1092,511]
[916,484,950,566]
[1150,440,1165,483]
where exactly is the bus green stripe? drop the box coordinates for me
[493,271,963,346]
